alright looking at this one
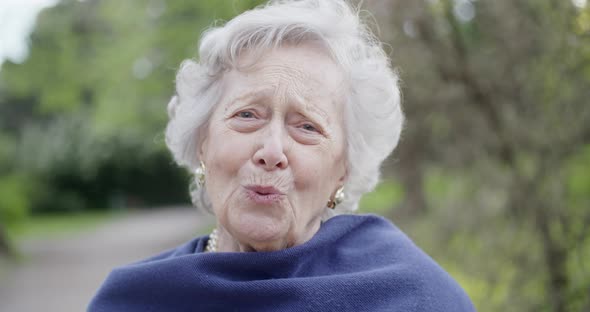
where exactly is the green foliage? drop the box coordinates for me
[0,0,268,220]
[358,180,404,215]
[376,0,590,310]
[566,144,590,206]
[0,0,269,257]
[6,210,116,243]
[424,168,462,202]
[0,174,31,225]
[0,133,32,229]
[564,144,590,310]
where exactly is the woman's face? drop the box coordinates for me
[200,44,348,252]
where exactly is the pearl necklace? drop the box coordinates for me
[205,228,218,252]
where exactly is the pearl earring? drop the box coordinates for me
[194,161,206,188]
[327,187,344,209]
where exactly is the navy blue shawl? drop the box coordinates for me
[88,214,475,311]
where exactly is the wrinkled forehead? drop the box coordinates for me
[222,43,348,104]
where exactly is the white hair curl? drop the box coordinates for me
[165,0,404,215]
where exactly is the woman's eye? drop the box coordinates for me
[237,111,255,118]
[301,123,319,133]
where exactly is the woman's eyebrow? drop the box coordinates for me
[306,103,330,125]
[291,93,331,125]
[223,88,271,112]
[223,87,332,125]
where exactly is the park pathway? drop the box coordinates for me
[0,206,214,312]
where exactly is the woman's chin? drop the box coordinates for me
[228,211,291,251]
[246,239,287,252]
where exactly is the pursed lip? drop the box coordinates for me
[244,185,285,196]
[243,185,285,205]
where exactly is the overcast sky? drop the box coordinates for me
[0,0,58,69]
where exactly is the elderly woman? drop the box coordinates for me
[89,0,475,311]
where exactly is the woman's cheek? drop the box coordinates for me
[288,126,322,145]
[227,119,265,133]
[292,153,323,188]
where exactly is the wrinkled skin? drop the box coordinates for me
[200,43,348,252]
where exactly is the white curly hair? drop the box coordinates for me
[165,0,404,215]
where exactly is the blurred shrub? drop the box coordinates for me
[566,144,590,210]
[13,113,189,214]
[0,0,274,219]
[358,180,404,215]
[0,174,31,226]
[0,133,30,228]
[564,144,590,310]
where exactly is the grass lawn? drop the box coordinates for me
[6,210,122,242]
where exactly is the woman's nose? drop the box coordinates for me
[252,130,288,170]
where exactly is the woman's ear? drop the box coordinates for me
[337,163,348,186]
[331,166,348,197]
[338,167,348,184]
[198,141,206,161]
[197,129,209,161]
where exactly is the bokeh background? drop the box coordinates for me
[1,0,589,311]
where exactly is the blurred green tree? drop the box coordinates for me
[369,0,590,311]
[0,0,265,253]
